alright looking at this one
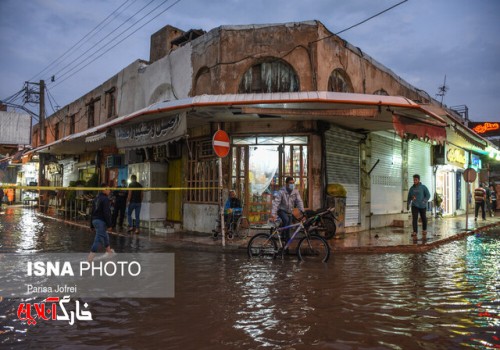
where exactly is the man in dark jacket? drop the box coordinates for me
[88,184,114,261]
[127,175,143,234]
[407,174,431,239]
[111,179,128,229]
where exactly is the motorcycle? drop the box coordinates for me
[303,207,338,240]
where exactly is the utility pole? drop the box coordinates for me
[37,80,47,210]
[39,80,45,145]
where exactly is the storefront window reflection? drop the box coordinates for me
[231,136,308,224]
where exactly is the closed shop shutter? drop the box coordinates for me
[407,140,434,198]
[325,125,363,226]
[370,132,403,214]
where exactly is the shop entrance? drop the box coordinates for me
[167,158,183,222]
[436,169,455,215]
[231,136,308,224]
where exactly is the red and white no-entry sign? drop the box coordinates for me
[212,130,230,158]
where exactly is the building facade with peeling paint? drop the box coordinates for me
[28,20,492,234]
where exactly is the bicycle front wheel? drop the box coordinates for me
[297,235,330,262]
[247,233,277,259]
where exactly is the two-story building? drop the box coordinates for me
[27,20,493,234]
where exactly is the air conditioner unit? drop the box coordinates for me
[125,149,144,164]
[106,155,123,168]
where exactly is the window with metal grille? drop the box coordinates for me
[186,139,218,203]
[238,60,299,93]
[328,68,353,93]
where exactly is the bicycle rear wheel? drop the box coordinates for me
[297,235,330,262]
[247,233,277,259]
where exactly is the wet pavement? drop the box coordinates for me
[1,206,499,349]
[33,206,500,254]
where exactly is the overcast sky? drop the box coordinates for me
[1,0,499,122]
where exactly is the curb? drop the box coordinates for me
[33,209,500,255]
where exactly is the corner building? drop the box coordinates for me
[30,20,492,234]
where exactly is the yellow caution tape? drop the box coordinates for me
[0,185,220,191]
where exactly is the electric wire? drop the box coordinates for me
[51,0,182,89]
[45,87,61,115]
[2,88,25,104]
[28,0,136,83]
[311,0,408,43]
[48,0,160,85]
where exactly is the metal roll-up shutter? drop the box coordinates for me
[325,125,363,226]
[370,132,403,214]
[408,140,434,198]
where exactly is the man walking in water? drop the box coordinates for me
[88,184,114,262]
[407,174,431,240]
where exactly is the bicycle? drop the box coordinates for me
[247,214,330,262]
[213,208,250,240]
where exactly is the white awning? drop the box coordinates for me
[27,91,450,155]
[85,131,109,143]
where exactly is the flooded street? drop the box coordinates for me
[1,207,499,349]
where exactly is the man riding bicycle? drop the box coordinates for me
[270,176,304,241]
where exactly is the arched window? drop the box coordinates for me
[238,60,299,93]
[194,66,211,95]
[373,89,389,96]
[328,68,353,93]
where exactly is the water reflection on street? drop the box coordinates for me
[1,207,499,349]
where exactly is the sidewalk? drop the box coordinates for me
[33,206,500,254]
[153,214,500,254]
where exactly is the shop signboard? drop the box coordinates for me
[470,154,481,171]
[469,121,500,137]
[446,145,466,168]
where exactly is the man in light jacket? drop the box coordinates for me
[271,176,304,241]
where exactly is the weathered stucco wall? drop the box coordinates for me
[117,45,193,116]
[190,21,318,95]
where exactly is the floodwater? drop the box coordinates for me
[1,207,499,349]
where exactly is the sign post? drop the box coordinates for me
[212,130,230,247]
[463,168,477,231]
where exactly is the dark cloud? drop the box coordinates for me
[1,0,498,121]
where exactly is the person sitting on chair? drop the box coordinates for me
[224,190,242,227]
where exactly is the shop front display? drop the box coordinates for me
[231,135,309,225]
[435,144,468,216]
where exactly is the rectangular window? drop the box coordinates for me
[186,139,218,203]
[87,103,95,128]
[105,88,116,118]
[69,114,75,134]
[54,122,60,140]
